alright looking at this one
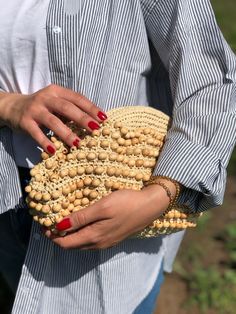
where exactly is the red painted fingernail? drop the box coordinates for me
[97,111,107,121]
[47,145,55,155]
[72,139,80,147]
[56,218,72,231]
[88,121,100,130]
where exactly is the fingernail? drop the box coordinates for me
[97,111,107,121]
[56,218,72,231]
[88,121,100,130]
[72,139,80,147]
[47,145,55,155]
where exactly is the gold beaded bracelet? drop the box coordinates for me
[144,176,181,209]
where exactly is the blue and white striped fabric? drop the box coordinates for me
[0,0,235,313]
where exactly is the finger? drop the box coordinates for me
[46,98,102,132]
[25,120,57,155]
[40,111,80,147]
[52,227,100,249]
[55,202,110,232]
[45,85,107,123]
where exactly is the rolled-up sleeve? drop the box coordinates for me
[144,0,236,211]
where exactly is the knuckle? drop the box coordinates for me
[74,211,87,227]
[47,114,58,126]
[47,84,58,93]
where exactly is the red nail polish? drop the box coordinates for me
[72,139,80,147]
[88,121,100,130]
[47,145,55,155]
[56,218,72,231]
[97,111,107,121]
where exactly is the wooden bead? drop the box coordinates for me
[91,178,101,187]
[62,186,71,195]
[35,203,43,212]
[115,168,122,176]
[83,177,92,186]
[75,190,83,199]
[117,138,125,145]
[123,157,129,164]
[29,190,36,199]
[87,139,97,148]
[52,204,61,213]
[41,152,49,160]
[135,173,143,181]
[112,182,120,190]
[42,205,51,214]
[131,138,139,145]
[70,183,77,192]
[129,171,136,178]
[89,191,98,199]
[100,140,109,148]
[120,127,128,135]
[111,131,120,140]
[77,167,85,175]
[66,153,75,161]
[126,148,133,155]
[50,173,59,182]
[25,185,32,193]
[81,198,90,206]
[68,204,74,211]
[45,160,53,169]
[61,209,70,217]
[44,218,53,227]
[38,218,46,225]
[35,192,42,201]
[29,201,37,208]
[68,194,76,203]
[55,215,63,224]
[128,160,135,167]
[107,167,116,176]
[91,129,100,137]
[111,142,119,150]
[83,188,91,197]
[133,148,142,155]
[54,141,61,149]
[142,149,150,157]
[74,199,81,206]
[143,160,150,168]
[68,168,77,178]
[76,180,84,188]
[50,136,57,143]
[122,169,130,177]
[124,139,132,146]
[114,121,122,128]
[30,168,38,176]
[105,180,113,189]
[62,200,70,209]
[147,138,154,145]
[116,147,125,154]
[117,155,124,162]
[174,211,181,219]
[102,127,111,136]
[109,153,117,161]
[163,221,170,228]
[87,152,97,160]
[33,215,39,222]
[98,152,107,160]
[143,128,151,135]
[143,174,151,182]
[77,152,86,160]
[94,166,104,175]
[85,166,94,174]
[52,191,61,200]
[60,169,69,178]
[135,159,144,167]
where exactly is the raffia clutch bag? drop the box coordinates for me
[25,106,200,238]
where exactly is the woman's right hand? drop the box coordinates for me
[0,85,107,154]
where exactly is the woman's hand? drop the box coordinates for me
[46,184,173,250]
[0,85,107,154]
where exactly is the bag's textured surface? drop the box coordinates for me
[25,106,200,237]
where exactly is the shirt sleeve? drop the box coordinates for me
[144,0,236,211]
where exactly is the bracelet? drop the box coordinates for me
[144,176,181,209]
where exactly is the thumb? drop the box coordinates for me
[55,201,107,232]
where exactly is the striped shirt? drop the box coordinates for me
[0,0,235,313]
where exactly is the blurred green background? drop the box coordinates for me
[1,1,236,313]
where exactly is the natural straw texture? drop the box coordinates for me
[25,106,201,238]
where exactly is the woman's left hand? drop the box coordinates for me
[46,185,171,250]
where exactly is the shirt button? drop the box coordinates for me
[33,233,41,240]
[53,26,62,34]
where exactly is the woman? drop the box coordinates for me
[0,0,235,313]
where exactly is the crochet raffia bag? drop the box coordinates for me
[25,106,201,238]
